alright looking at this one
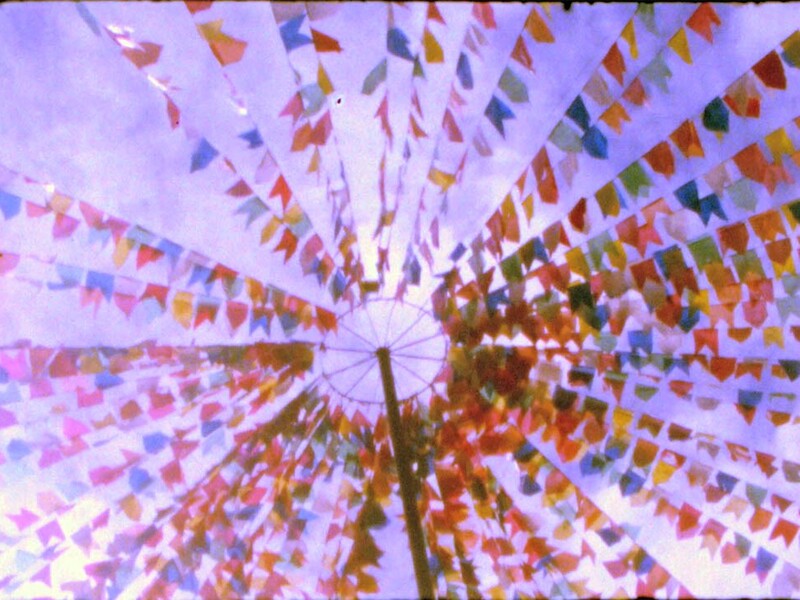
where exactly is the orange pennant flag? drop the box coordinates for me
[197,20,247,66]
[669,120,704,158]
[525,7,554,43]
[623,77,647,106]
[512,36,534,72]
[427,3,445,25]
[311,28,342,52]
[643,141,675,178]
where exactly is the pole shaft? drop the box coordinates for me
[376,347,435,599]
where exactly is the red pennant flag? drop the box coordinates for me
[310,112,333,146]
[280,92,304,124]
[136,245,164,269]
[226,179,253,197]
[165,95,181,129]
[511,36,534,71]
[122,42,162,69]
[194,301,220,328]
[274,229,298,262]
[442,109,463,142]
[602,43,626,85]
[226,301,249,332]
[532,148,558,204]
[623,77,647,106]
[686,4,721,43]
[185,1,212,15]
[472,4,496,29]
[269,175,292,210]
[753,51,787,90]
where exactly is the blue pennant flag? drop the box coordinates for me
[456,52,473,90]
[387,28,413,61]
[484,96,515,136]
[190,138,219,172]
[0,191,21,220]
[238,128,264,149]
[279,15,312,51]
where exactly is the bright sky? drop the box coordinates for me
[2,2,800,597]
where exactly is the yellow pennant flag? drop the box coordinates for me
[113,237,134,268]
[606,239,627,270]
[284,203,304,225]
[652,459,678,485]
[621,19,638,59]
[318,63,334,95]
[307,148,321,174]
[500,195,519,243]
[260,216,282,245]
[522,193,534,224]
[172,291,194,329]
[765,127,795,164]
[668,27,692,64]
[428,167,456,191]
[688,289,711,315]
[422,28,444,63]
[612,406,633,432]
[772,254,795,278]
[120,494,142,521]
[566,247,591,278]
[764,326,784,348]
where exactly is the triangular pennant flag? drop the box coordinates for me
[668,28,692,64]
[310,28,342,52]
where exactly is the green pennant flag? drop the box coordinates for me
[688,236,722,269]
[549,121,584,152]
[362,59,387,95]
[619,162,651,199]
[501,254,523,283]
[498,67,529,103]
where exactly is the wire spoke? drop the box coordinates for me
[323,353,374,378]
[365,302,383,347]
[392,331,442,353]
[340,321,378,349]
[342,361,377,398]
[391,352,444,362]
[322,345,374,354]
[387,307,426,348]
[390,357,432,389]
[383,299,400,347]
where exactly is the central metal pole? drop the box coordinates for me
[375,347,435,599]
